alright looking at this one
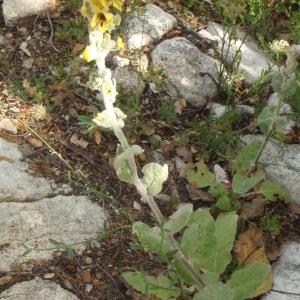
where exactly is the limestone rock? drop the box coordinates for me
[3,0,56,26]
[0,277,79,299]
[267,93,298,134]
[210,103,255,118]
[0,195,106,271]
[0,138,69,202]
[198,22,278,84]
[113,67,145,95]
[0,118,18,134]
[125,4,177,49]
[151,37,219,107]
[262,242,300,299]
[241,135,300,203]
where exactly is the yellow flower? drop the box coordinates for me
[82,45,98,62]
[90,9,114,32]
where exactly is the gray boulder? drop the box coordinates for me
[151,37,219,107]
[3,0,56,26]
[0,195,106,271]
[113,67,145,96]
[0,277,79,299]
[125,4,177,49]
[198,22,278,84]
[267,93,298,134]
[241,135,300,203]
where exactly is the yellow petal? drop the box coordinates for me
[112,0,123,11]
[117,36,125,50]
[82,46,93,62]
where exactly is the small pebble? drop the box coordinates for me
[85,257,93,264]
[44,273,55,279]
[85,283,93,293]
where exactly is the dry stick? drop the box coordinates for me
[47,13,60,53]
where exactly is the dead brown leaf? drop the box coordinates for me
[175,99,187,114]
[234,228,272,298]
[70,133,89,149]
[234,228,264,265]
[95,131,102,145]
[240,197,266,220]
[0,275,12,286]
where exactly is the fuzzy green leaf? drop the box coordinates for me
[114,145,143,184]
[258,105,290,134]
[228,263,271,300]
[122,271,180,300]
[194,282,233,300]
[259,181,290,202]
[164,204,193,234]
[234,141,261,175]
[186,161,215,188]
[232,174,264,194]
[197,213,238,275]
[132,222,172,256]
[142,162,168,196]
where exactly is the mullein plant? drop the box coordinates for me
[80,2,271,299]
[80,0,206,288]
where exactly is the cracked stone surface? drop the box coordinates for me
[198,22,278,84]
[0,138,70,202]
[262,242,300,300]
[0,195,106,271]
[0,277,79,300]
[125,4,177,49]
[241,135,300,204]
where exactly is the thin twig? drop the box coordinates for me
[47,13,60,53]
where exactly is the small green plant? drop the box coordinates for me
[260,214,281,234]
[186,141,289,212]
[179,109,240,161]
[123,208,270,300]
[158,99,179,125]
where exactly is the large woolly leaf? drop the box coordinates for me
[164,204,193,234]
[232,174,264,194]
[194,282,233,300]
[259,180,289,202]
[122,271,180,300]
[186,161,215,188]
[196,213,238,275]
[114,145,143,184]
[132,222,172,256]
[257,105,289,134]
[234,141,261,175]
[228,263,271,300]
[141,163,169,196]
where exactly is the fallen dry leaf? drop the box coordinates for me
[27,137,43,149]
[234,228,272,298]
[70,133,89,149]
[240,197,266,220]
[95,131,102,145]
[0,275,12,286]
[175,99,187,114]
[234,228,264,265]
